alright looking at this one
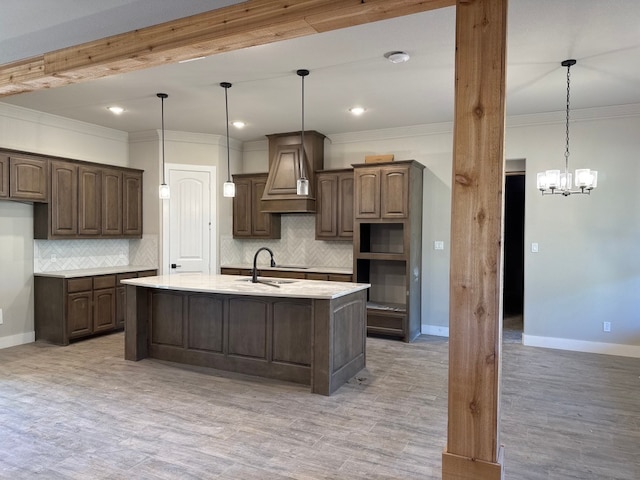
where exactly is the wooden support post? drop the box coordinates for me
[443,1,508,479]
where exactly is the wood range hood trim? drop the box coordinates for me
[260,130,325,214]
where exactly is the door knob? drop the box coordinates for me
[171,263,182,269]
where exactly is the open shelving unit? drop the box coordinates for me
[352,160,424,342]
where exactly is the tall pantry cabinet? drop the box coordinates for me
[352,160,424,342]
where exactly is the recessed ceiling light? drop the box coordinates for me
[384,51,410,64]
[107,106,124,115]
[349,107,366,116]
[232,121,246,129]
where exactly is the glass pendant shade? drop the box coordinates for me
[223,181,236,197]
[159,183,170,199]
[296,177,309,196]
[575,169,598,188]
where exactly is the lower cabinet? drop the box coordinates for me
[35,269,156,345]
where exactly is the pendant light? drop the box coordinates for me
[536,59,598,196]
[296,69,310,196]
[220,82,235,198]
[157,93,170,199]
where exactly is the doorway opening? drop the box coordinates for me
[503,171,525,342]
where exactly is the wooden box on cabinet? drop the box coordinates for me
[232,173,281,239]
[352,160,424,342]
[315,169,354,240]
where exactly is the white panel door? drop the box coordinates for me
[167,168,212,274]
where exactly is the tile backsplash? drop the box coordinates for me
[220,215,353,268]
[34,234,158,272]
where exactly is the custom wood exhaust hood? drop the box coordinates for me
[260,131,325,213]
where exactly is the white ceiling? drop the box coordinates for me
[1,0,640,143]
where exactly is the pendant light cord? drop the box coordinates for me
[564,63,571,176]
[224,84,231,183]
[297,69,309,181]
[157,93,168,185]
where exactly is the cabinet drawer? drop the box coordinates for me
[94,275,116,290]
[328,274,352,282]
[306,273,329,281]
[67,277,92,293]
[136,270,157,278]
[367,312,406,336]
[117,272,137,285]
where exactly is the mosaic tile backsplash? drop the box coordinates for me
[219,215,353,269]
[34,235,158,272]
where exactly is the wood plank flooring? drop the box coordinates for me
[1,332,638,479]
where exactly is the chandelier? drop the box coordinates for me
[536,59,598,196]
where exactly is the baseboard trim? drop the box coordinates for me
[422,325,450,337]
[0,331,35,350]
[523,334,640,358]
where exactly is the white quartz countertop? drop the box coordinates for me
[34,265,157,278]
[221,264,352,275]
[122,273,369,300]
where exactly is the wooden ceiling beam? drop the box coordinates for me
[0,0,454,98]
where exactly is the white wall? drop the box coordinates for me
[0,103,129,348]
[234,107,640,355]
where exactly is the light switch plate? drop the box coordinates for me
[531,243,539,253]
[434,241,444,250]
[0,308,3,325]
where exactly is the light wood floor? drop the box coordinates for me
[1,332,638,479]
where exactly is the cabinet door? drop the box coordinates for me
[315,173,338,239]
[78,166,101,236]
[50,161,78,237]
[122,171,142,236]
[0,154,8,198]
[354,168,380,219]
[380,166,409,218]
[68,291,92,338]
[338,172,354,238]
[251,177,272,236]
[101,169,123,235]
[93,288,116,332]
[9,156,48,202]
[232,177,252,237]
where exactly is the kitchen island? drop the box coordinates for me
[122,274,370,395]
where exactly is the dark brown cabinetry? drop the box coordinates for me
[315,169,354,240]
[354,163,410,219]
[3,154,48,202]
[35,269,156,345]
[33,160,143,239]
[0,154,8,198]
[352,160,424,342]
[232,173,281,239]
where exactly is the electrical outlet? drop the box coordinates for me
[51,254,57,263]
[603,321,611,332]
[0,308,3,325]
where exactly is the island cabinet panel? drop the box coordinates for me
[125,285,367,395]
[187,295,224,352]
[228,298,268,359]
[272,300,312,366]
[0,154,8,198]
[151,292,184,346]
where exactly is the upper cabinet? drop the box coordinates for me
[354,163,410,219]
[1,154,48,202]
[232,173,281,239]
[315,169,354,241]
[30,156,143,240]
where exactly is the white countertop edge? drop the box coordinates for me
[34,265,158,278]
[122,274,369,300]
